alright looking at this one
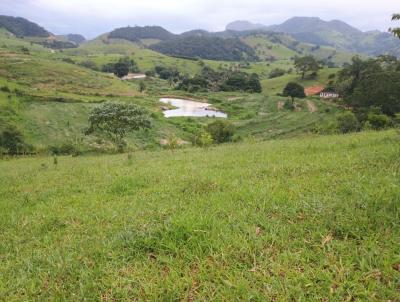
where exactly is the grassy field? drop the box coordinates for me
[0,130,399,300]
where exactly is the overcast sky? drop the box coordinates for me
[0,0,398,38]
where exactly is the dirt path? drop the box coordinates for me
[227,97,243,101]
[277,101,284,110]
[306,100,318,113]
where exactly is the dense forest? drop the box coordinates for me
[0,15,49,37]
[108,26,175,42]
[150,36,259,61]
[35,40,77,49]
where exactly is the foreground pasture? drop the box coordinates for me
[0,131,399,301]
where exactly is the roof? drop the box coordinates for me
[305,86,324,96]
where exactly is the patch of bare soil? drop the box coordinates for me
[307,100,318,113]
[277,101,284,110]
[227,97,243,101]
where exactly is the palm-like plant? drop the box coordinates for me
[390,14,400,38]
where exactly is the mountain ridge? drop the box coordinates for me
[226,17,400,57]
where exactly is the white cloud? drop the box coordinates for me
[0,0,398,37]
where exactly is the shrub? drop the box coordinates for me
[206,120,235,144]
[78,60,98,71]
[195,132,213,148]
[0,125,31,155]
[0,86,11,93]
[367,113,391,130]
[49,142,78,155]
[283,100,295,111]
[165,134,180,150]
[394,113,400,127]
[145,70,156,77]
[268,68,286,79]
[19,46,30,54]
[336,111,360,133]
[61,58,75,64]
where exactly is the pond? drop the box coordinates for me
[160,98,227,118]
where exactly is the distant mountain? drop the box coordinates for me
[180,29,212,38]
[65,34,86,45]
[226,20,268,32]
[108,26,175,42]
[149,36,258,61]
[226,17,400,57]
[0,15,50,37]
[56,34,86,46]
[268,17,362,36]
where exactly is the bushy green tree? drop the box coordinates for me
[206,120,235,144]
[219,72,262,93]
[294,56,322,79]
[336,111,360,133]
[154,66,180,81]
[107,57,140,78]
[336,56,400,116]
[282,82,305,103]
[114,61,130,78]
[85,103,152,151]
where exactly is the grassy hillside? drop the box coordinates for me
[242,33,357,66]
[0,130,399,300]
[0,31,344,152]
[0,48,139,99]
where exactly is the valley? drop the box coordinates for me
[0,20,347,153]
[0,11,399,301]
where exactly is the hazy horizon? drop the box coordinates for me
[0,0,398,38]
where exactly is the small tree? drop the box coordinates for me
[294,56,321,79]
[282,82,306,104]
[206,120,235,144]
[247,73,262,93]
[85,103,152,151]
[139,81,146,93]
[114,61,130,78]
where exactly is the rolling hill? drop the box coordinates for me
[109,26,175,42]
[150,35,259,61]
[0,15,50,37]
[0,15,83,49]
[226,17,400,57]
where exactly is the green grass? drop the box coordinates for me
[262,68,340,96]
[0,49,140,99]
[0,130,399,300]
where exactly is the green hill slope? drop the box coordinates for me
[0,130,399,300]
[0,15,50,37]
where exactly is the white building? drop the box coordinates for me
[320,92,339,99]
